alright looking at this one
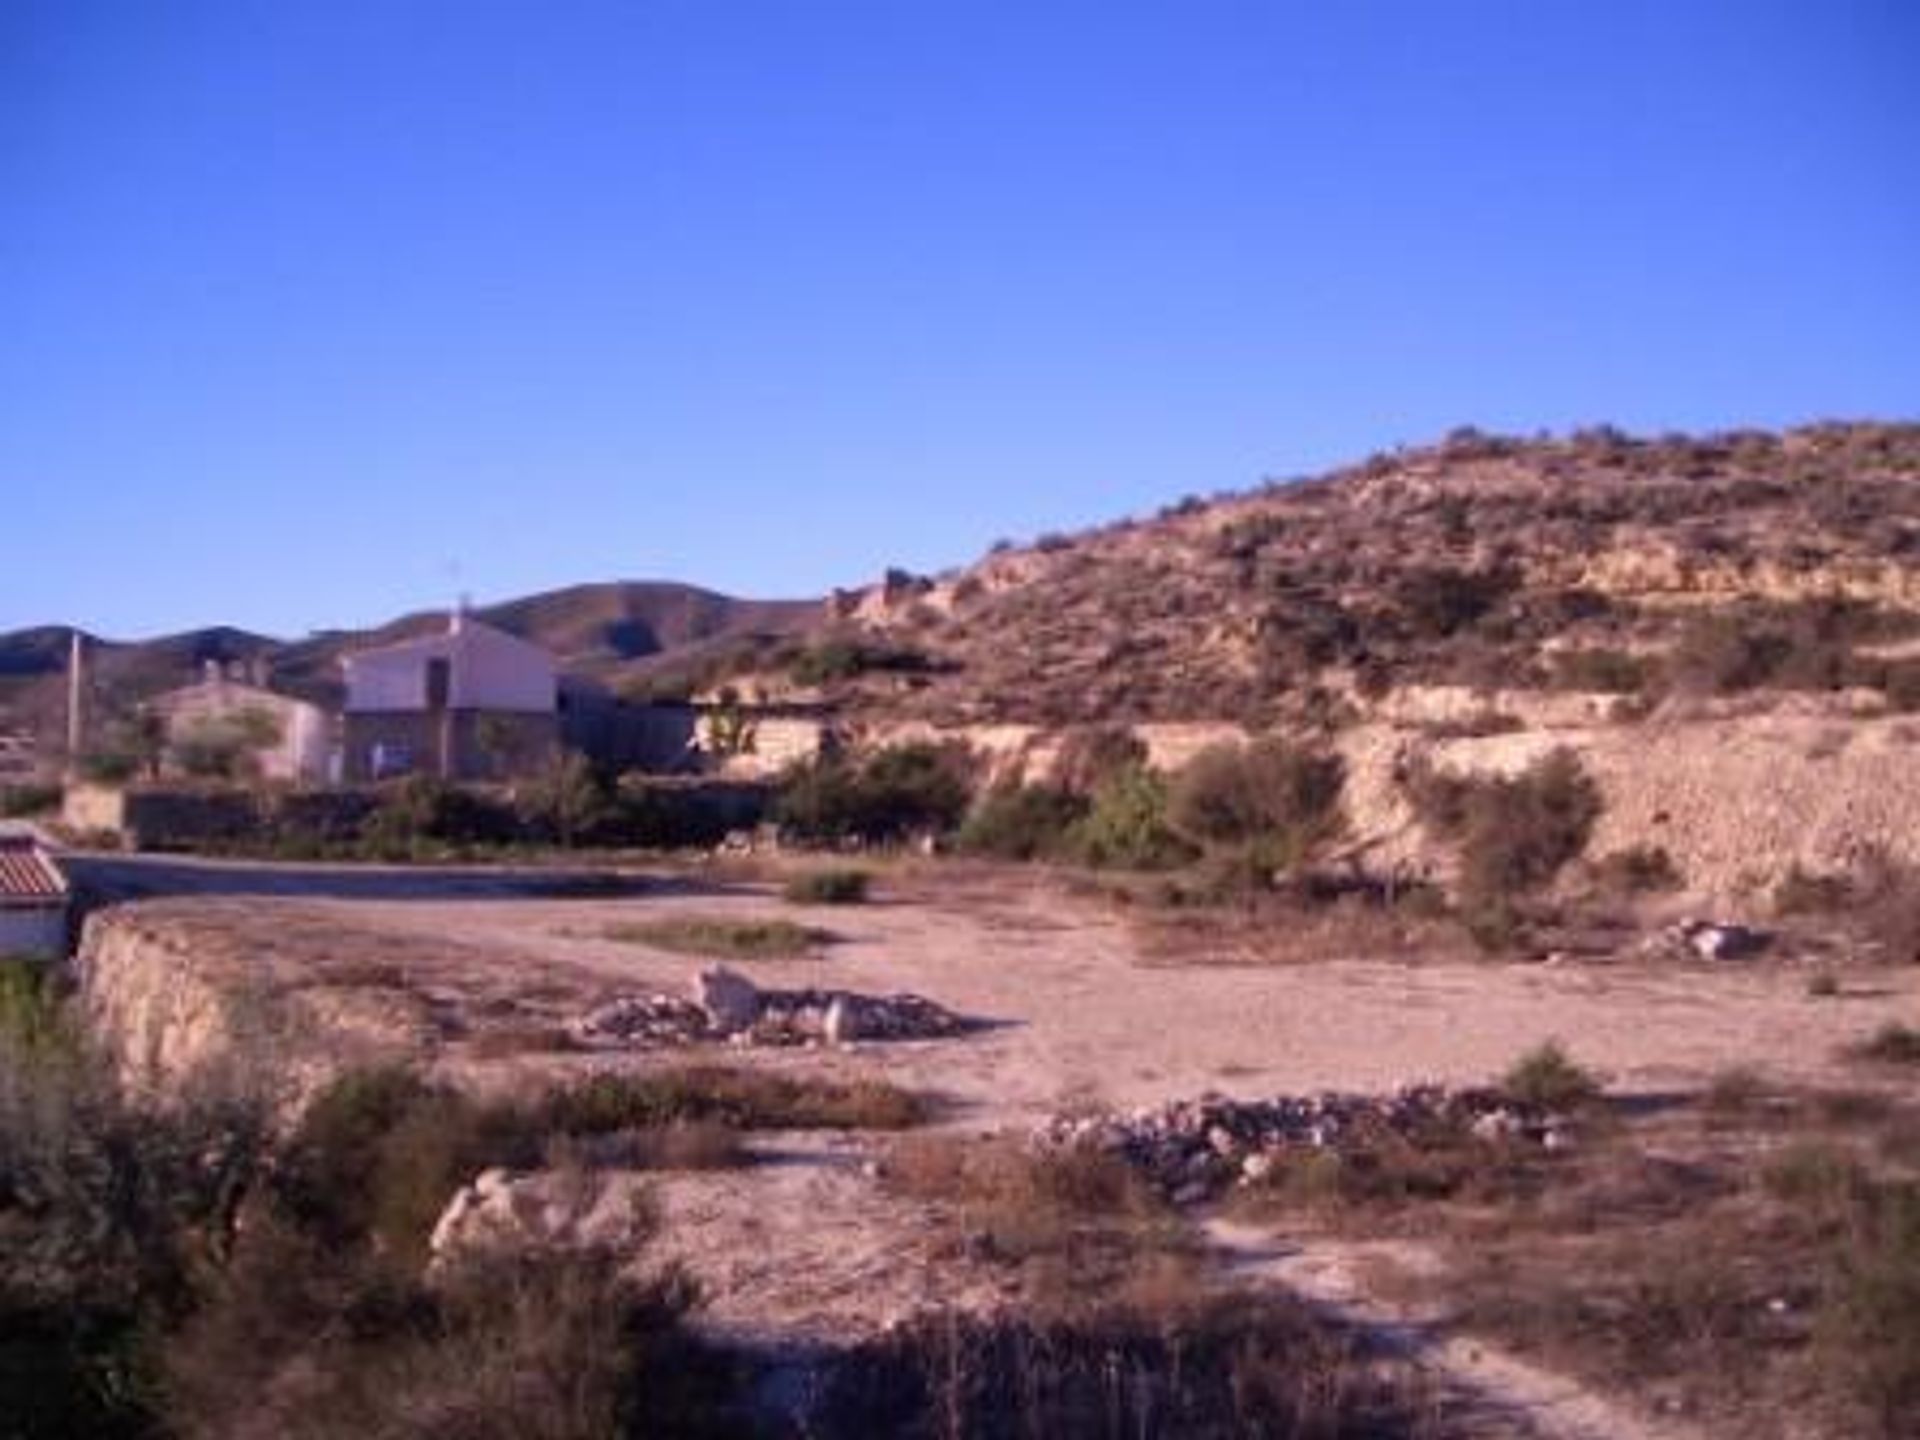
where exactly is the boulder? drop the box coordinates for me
[693,965,761,1032]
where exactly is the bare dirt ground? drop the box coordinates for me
[284,864,1918,1121]
[70,853,1920,1437]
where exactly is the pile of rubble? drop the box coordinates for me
[1639,919,1770,963]
[571,965,970,1050]
[1034,1085,1569,1206]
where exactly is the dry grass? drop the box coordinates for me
[1346,1080,1920,1439]
[601,914,831,959]
[884,1135,1191,1313]
[537,1065,931,1134]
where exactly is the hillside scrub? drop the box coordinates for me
[1067,763,1197,871]
[774,741,974,844]
[1406,748,1602,947]
[957,782,1089,861]
[1167,737,1346,872]
[0,1006,936,1437]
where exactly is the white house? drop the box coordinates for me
[0,834,70,959]
[340,612,559,782]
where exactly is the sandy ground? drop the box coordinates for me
[283,867,1920,1126]
[71,854,1920,1436]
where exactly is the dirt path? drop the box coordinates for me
[1203,1218,1707,1440]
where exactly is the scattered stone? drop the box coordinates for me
[1032,1084,1570,1205]
[569,974,970,1051]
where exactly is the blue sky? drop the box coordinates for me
[4,2,1916,639]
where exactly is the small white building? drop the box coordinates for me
[340,612,559,782]
[0,835,70,959]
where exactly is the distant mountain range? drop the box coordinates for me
[0,582,824,743]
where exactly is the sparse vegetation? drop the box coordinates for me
[1406,749,1603,947]
[1066,763,1196,871]
[1502,1041,1602,1111]
[1588,843,1681,894]
[1848,1022,1920,1066]
[774,741,974,844]
[602,915,828,960]
[781,867,872,904]
[956,782,1088,861]
[1166,737,1346,871]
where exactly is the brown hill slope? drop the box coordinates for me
[832,422,1920,726]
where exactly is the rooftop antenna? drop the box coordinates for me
[446,557,468,634]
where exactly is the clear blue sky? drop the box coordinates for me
[4,2,1916,639]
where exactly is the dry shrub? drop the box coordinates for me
[163,1228,732,1440]
[1502,1041,1602,1111]
[813,1295,1428,1439]
[781,867,872,904]
[1406,749,1601,947]
[1818,1183,1920,1437]
[602,915,829,959]
[885,1136,1176,1308]
[1849,1022,1920,1067]
[537,1066,929,1135]
[1167,737,1346,861]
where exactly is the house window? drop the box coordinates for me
[425,658,451,709]
[370,742,412,779]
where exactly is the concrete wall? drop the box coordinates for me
[0,904,69,959]
[341,710,558,783]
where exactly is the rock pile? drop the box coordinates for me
[570,965,970,1050]
[1033,1085,1568,1206]
[1640,919,1770,963]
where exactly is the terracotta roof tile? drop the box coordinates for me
[0,838,67,903]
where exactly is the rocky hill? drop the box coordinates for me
[819,422,1920,726]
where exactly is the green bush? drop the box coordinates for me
[515,751,611,846]
[361,776,520,852]
[957,784,1088,861]
[1166,737,1346,868]
[0,783,61,818]
[774,742,973,843]
[1502,1042,1602,1111]
[782,868,872,904]
[1067,765,1196,871]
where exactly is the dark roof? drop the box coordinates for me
[0,837,67,904]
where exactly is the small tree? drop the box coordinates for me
[521,752,608,847]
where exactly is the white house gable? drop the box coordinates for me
[343,616,556,715]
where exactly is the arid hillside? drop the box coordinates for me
[817,422,1920,726]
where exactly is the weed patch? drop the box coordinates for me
[602,915,829,960]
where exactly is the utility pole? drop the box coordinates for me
[65,630,85,775]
